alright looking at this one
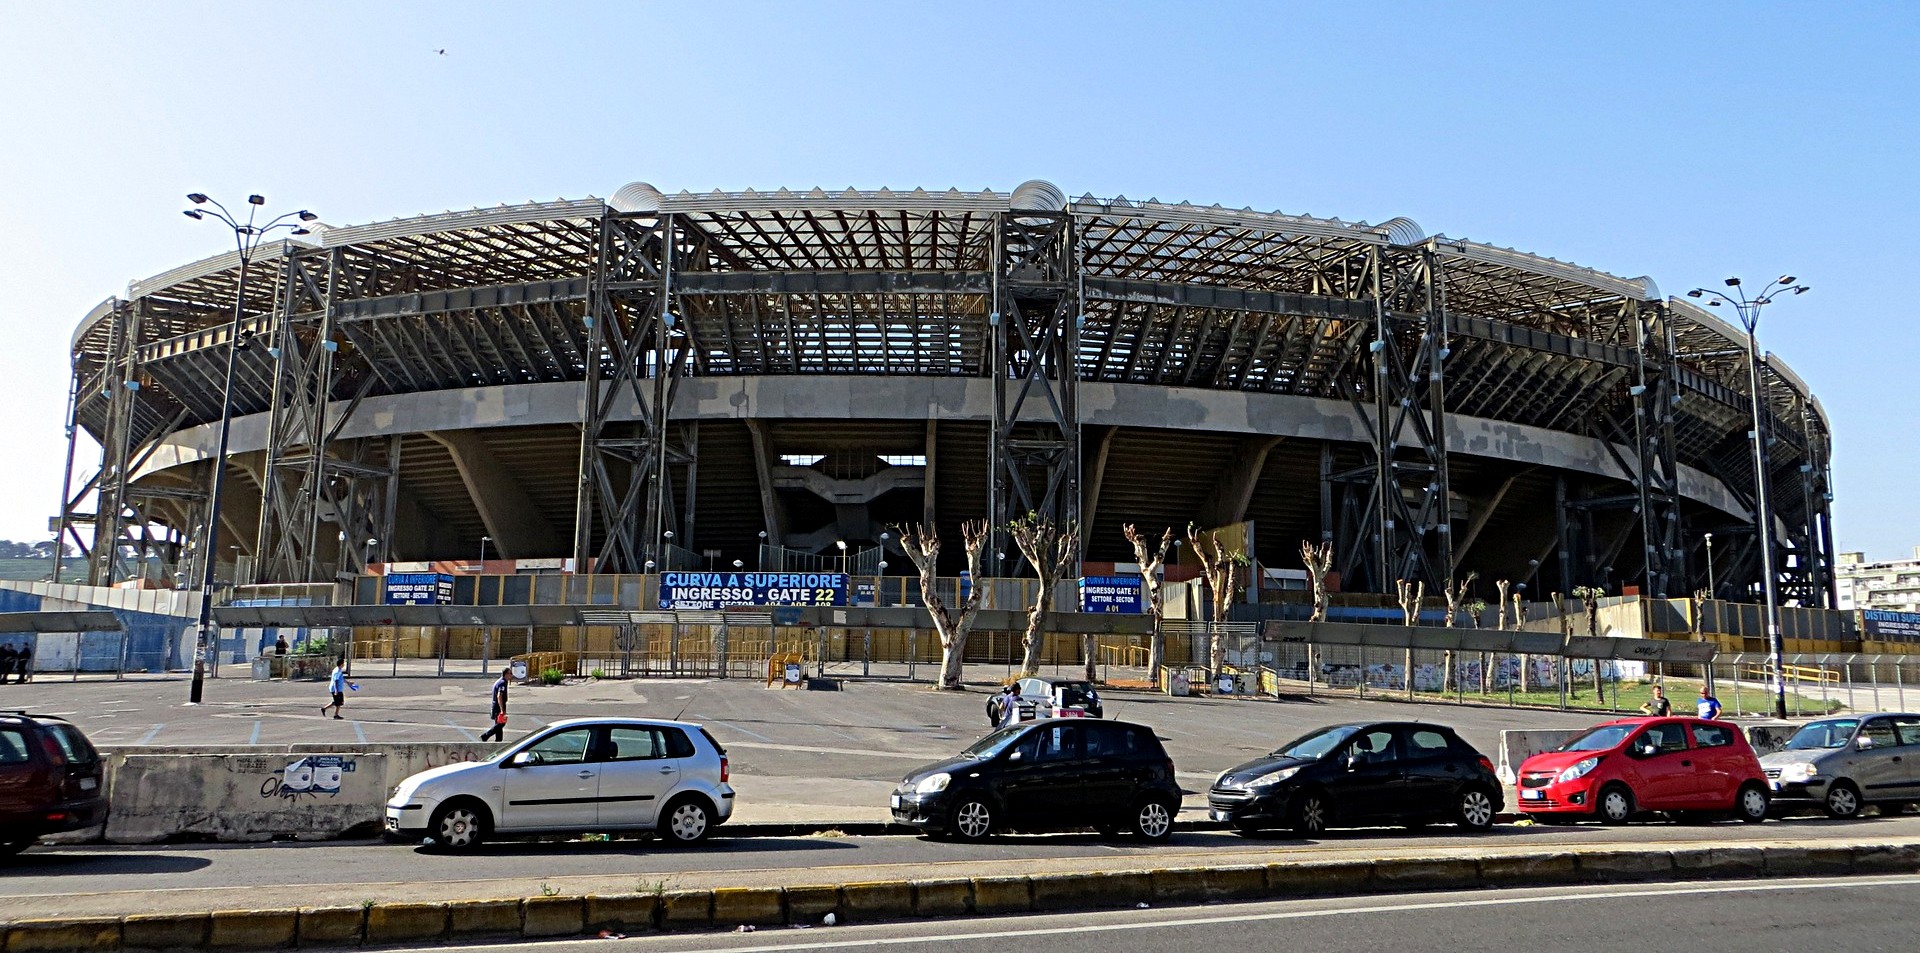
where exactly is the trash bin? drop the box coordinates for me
[250,656,273,681]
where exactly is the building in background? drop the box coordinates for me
[1837,549,1920,612]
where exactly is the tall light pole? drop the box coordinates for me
[1703,532,1716,597]
[1688,275,1809,719]
[478,535,490,570]
[182,194,317,705]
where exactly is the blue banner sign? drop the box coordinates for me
[1864,609,1920,642]
[384,572,454,605]
[658,572,848,610]
[1079,575,1145,613]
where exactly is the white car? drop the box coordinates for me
[385,717,734,851]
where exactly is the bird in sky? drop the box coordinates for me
[433,48,447,56]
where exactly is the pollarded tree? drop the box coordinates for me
[1186,523,1248,677]
[1124,523,1175,681]
[1007,512,1079,678]
[1300,540,1334,623]
[895,520,990,690]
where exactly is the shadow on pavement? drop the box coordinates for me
[410,836,862,857]
[0,850,214,875]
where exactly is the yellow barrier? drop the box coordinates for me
[1745,662,1841,686]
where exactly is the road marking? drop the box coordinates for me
[447,719,480,742]
[249,722,261,744]
[136,724,165,743]
[704,719,775,742]
[428,875,1920,953]
[354,721,368,743]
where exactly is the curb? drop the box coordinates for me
[4,843,1915,950]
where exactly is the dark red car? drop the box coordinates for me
[1516,716,1769,824]
[0,711,106,856]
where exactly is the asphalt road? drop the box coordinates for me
[6,669,1618,822]
[7,815,1917,919]
[372,875,1920,953]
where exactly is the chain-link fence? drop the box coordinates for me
[1702,653,1920,717]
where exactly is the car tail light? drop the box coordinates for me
[1477,756,1496,776]
[45,812,67,822]
[1163,759,1176,778]
[719,756,729,783]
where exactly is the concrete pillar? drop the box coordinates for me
[1196,436,1285,527]
[427,429,565,558]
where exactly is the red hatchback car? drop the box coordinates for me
[1516,716,1770,824]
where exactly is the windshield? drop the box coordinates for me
[960,725,1029,760]
[1272,725,1360,760]
[1561,725,1636,752]
[1785,719,1859,750]
[1059,684,1096,707]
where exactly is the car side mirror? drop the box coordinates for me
[1857,737,1875,751]
[1345,754,1361,771]
[510,751,535,767]
[1008,750,1024,762]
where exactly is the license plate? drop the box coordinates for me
[1520,789,1544,800]
[890,794,902,809]
[385,817,399,830]
[79,777,97,791]
[1770,780,1782,790]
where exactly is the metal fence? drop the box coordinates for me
[1703,652,1920,717]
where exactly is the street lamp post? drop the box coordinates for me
[182,193,316,705]
[1687,275,1810,719]
[478,535,490,571]
[1703,532,1715,597]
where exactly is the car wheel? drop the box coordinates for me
[660,796,715,845]
[428,800,489,852]
[950,796,994,842]
[1130,798,1175,842]
[1736,783,1770,823]
[0,838,33,857]
[1823,781,1863,820]
[1597,784,1634,824]
[1291,791,1329,836]
[1456,787,1496,830]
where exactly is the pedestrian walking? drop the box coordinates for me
[1639,684,1672,716]
[321,660,357,719]
[1696,687,1722,720]
[0,643,14,685]
[480,665,510,742]
[13,643,28,684]
[998,684,1026,728]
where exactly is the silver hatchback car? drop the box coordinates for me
[385,717,734,850]
[1761,713,1920,818]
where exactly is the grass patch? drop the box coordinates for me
[1402,677,1842,715]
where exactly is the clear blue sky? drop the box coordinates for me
[1,1,1915,559]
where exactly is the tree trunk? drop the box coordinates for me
[1020,584,1052,676]
[1082,633,1097,683]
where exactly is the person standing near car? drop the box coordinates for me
[0,643,14,685]
[1697,687,1722,719]
[12,643,28,684]
[321,660,356,719]
[480,665,510,742]
[999,684,1026,728]
[1640,684,1672,716]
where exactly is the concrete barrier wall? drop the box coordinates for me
[56,742,501,844]
[1496,729,1580,782]
[1745,722,1798,755]
[106,753,391,843]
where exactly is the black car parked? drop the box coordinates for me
[892,719,1179,842]
[1208,721,1502,835]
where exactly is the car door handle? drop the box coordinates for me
[577,770,594,778]
[658,766,677,774]
[1681,760,1691,767]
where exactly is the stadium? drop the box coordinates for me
[57,179,1836,610]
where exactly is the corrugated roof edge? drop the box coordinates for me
[71,297,120,352]
[1669,297,1824,419]
[1432,237,1654,302]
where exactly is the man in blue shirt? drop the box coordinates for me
[321,660,356,720]
[480,666,510,742]
[1697,687,1722,720]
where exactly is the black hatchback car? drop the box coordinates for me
[1208,721,1502,835]
[892,719,1180,842]
[0,711,106,856]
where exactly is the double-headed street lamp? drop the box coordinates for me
[183,194,317,705]
[1687,275,1810,719]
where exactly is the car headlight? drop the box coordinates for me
[1778,762,1819,783]
[1556,757,1601,783]
[916,773,951,794]
[1249,766,1301,788]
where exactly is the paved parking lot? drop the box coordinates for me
[3,669,1615,823]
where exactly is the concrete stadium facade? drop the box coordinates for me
[57,181,1837,605]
